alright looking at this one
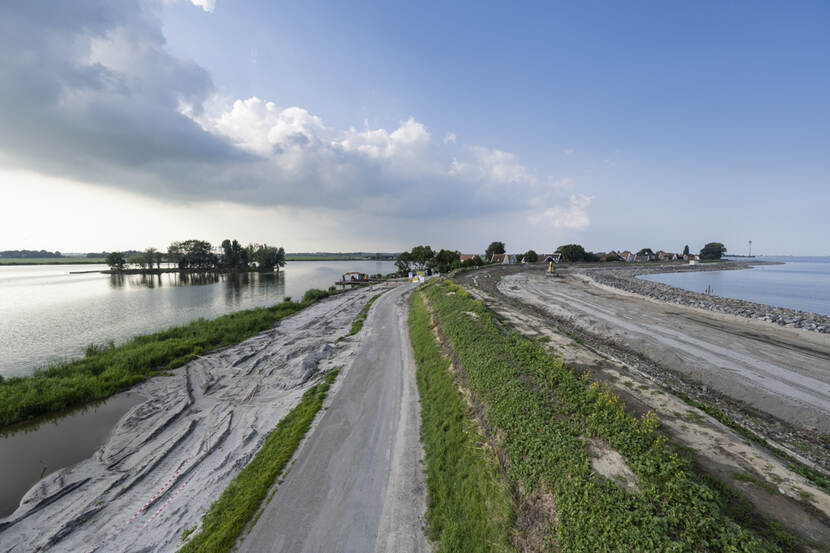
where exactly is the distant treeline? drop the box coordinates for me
[86,251,141,258]
[0,249,63,258]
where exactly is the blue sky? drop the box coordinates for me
[0,0,827,255]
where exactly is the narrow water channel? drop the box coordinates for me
[0,391,144,518]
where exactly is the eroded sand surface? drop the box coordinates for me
[0,284,391,553]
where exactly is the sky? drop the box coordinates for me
[0,0,827,255]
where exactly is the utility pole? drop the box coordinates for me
[748,240,752,257]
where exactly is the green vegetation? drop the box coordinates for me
[432,249,462,273]
[0,257,106,265]
[485,241,506,260]
[554,243,602,262]
[416,279,787,552]
[524,249,538,263]
[700,242,727,260]
[409,290,515,553]
[346,293,382,337]
[0,249,63,258]
[396,245,435,275]
[178,370,338,553]
[301,287,338,303]
[0,295,339,429]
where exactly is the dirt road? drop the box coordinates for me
[237,283,430,553]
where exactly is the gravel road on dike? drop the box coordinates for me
[237,282,430,553]
[0,282,429,553]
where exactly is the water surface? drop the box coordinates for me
[0,261,395,377]
[0,391,144,518]
[637,256,830,316]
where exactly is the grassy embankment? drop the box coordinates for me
[409,290,515,553]
[0,288,342,429]
[411,279,797,552]
[178,369,339,553]
[0,257,106,265]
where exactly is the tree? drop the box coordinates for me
[127,254,147,270]
[169,239,216,269]
[637,248,654,257]
[395,251,412,275]
[683,245,690,256]
[485,241,506,260]
[461,256,483,268]
[106,251,126,271]
[144,248,158,271]
[524,250,538,263]
[699,242,726,260]
[432,249,461,273]
[555,244,587,262]
[168,242,185,268]
[221,239,248,269]
[250,244,285,271]
[409,245,434,270]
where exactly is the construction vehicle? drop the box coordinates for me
[545,253,562,277]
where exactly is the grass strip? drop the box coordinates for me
[178,369,338,553]
[409,290,516,553]
[346,293,382,336]
[0,290,342,429]
[422,279,787,552]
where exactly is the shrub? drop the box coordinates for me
[302,288,331,303]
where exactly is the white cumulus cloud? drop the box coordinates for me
[531,194,595,230]
[189,0,216,13]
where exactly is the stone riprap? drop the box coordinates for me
[578,261,830,334]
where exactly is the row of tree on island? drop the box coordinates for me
[105,239,286,272]
[102,238,727,275]
[395,241,728,274]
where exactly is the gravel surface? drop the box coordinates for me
[580,261,830,333]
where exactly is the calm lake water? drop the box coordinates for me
[0,260,395,377]
[0,391,144,518]
[638,256,830,316]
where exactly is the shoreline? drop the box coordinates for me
[577,260,830,333]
